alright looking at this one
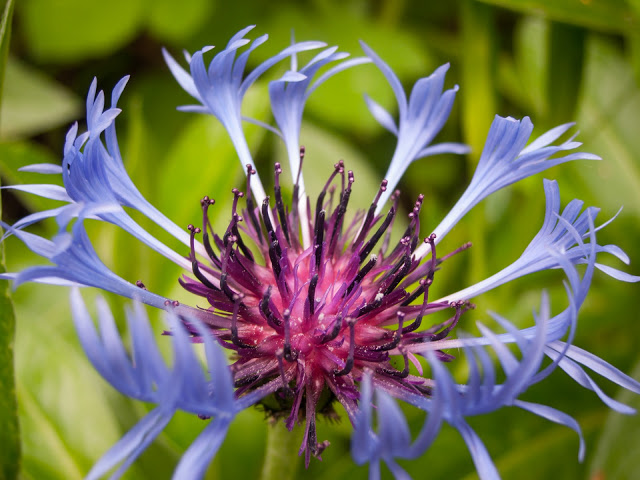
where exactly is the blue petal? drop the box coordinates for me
[172,416,233,480]
[86,407,172,480]
[514,400,585,461]
[18,163,63,174]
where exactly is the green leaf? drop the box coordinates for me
[19,0,146,63]
[589,359,640,480]
[460,0,497,285]
[0,58,81,139]
[475,0,638,35]
[0,141,63,218]
[0,181,20,480]
[12,286,127,480]
[147,0,215,43]
[156,83,269,224]
[0,0,14,114]
[499,16,549,118]
[0,1,20,478]
[547,22,585,125]
[574,35,640,217]
[629,32,640,85]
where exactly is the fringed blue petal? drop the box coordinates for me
[360,42,464,212]
[417,116,600,253]
[71,291,238,479]
[438,180,636,304]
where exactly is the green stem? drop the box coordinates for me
[461,0,496,288]
[0,2,20,479]
[260,421,302,480]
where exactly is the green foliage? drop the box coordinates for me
[0,59,81,139]
[590,360,640,480]
[2,1,639,479]
[476,0,639,34]
[19,0,147,63]
[0,1,20,479]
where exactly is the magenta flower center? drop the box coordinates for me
[179,157,471,463]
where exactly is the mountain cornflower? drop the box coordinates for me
[2,25,640,480]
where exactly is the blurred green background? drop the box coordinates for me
[1,0,640,479]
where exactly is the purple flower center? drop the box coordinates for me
[178,153,472,464]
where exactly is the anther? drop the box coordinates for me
[291,147,305,222]
[354,179,389,247]
[260,286,282,330]
[316,162,342,219]
[188,224,219,291]
[328,173,353,254]
[403,277,432,333]
[262,197,275,238]
[318,314,343,344]
[314,210,325,270]
[382,254,412,295]
[276,350,293,396]
[377,350,410,378]
[334,319,356,376]
[370,312,405,351]
[219,236,239,301]
[282,309,298,362]
[430,302,464,342]
[245,164,263,244]
[231,293,254,348]
[308,274,318,316]
[268,240,283,281]
[345,255,377,297]
[426,233,437,280]
[200,197,220,265]
[358,207,396,264]
[273,163,291,245]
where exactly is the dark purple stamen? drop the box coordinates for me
[308,274,318,316]
[231,294,254,348]
[178,156,473,466]
[188,224,220,291]
[245,165,263,244]
[353,179,388,247]
[200,196,221,266]
[314,210,325,271]
[282,309,298,362]
[334,319,356,376]
[260,286,282,330]
[274,163,291,245]
[358,207,396,264]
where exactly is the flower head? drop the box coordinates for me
[3,26,639,480]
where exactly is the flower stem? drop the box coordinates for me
[260,420,302,480]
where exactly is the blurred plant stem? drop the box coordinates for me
[259,421,302,480]
[460,0,496,286]
[0,1,20,479]
[547,22,585,126]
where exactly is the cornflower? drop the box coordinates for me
[2,25,639,480]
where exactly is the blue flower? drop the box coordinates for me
[360,42,470,212]
[414,115,601,260]
[354,247,591,479]
[163,25,326,206]
[70,289,238,479]
[2,26,639,480]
